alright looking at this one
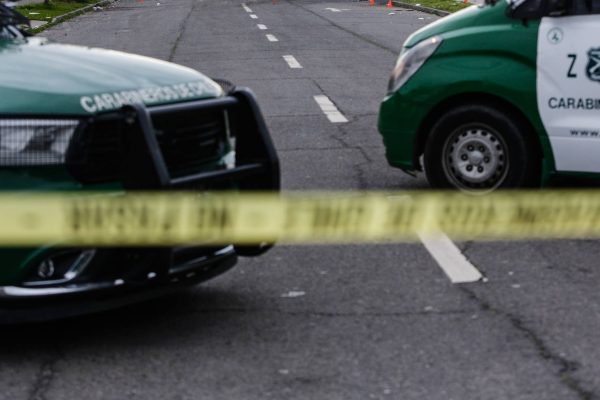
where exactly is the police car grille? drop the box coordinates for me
[67,109,227,183]
[152,111,226,179]
[66,118,124,183]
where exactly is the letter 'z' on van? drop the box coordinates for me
[378,0,600,191]
[0,5,279,322]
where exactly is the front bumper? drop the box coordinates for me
[0,245,237,323]
[0,88,279,320]
[378,93,424,173]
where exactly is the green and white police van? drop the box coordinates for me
[378,0,600,191]
[0,5,279,322]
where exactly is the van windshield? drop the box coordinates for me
[498,0,527,6]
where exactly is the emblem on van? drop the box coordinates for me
[547,28,563,45]
[587,48,600,83]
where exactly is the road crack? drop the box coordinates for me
[304,75,376,189]
[329,122,374,189]
[285,0,397,55]
[27,348,62,400]
[168,0,199,61]
[278,146,348,152]
[460,287,597,400]
[182,307,473,318]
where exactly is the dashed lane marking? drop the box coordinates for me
[417,231,484,284]
[313,95,348,123]
[283,55,302,69]
[266,34,279,42]
[242,3,252,12]
[250,14,258,19]
[257,24,268,30]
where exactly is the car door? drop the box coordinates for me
[537,0,600,173]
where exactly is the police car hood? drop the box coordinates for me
[0,37,223,115]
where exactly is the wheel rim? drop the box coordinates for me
[442,125,509,191]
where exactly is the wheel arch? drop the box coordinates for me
[413,92,544,171]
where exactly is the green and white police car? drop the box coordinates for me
[0,4,279,322]
[378,0,600,191]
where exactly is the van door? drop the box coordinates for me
[537,2,600,173]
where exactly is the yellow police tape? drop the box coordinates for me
[0,191,598,245]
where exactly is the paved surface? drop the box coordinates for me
[16,0,46,6]
[2,1,600,399]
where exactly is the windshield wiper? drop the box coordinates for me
[0,2,30,29]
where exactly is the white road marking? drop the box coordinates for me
[257,24,268,30]
[313,95,348,123]
[266,34,278,42]
[242,3,252,12]
[281,291,306,298]
[417,231,484,284]
[283,55,302,69]
[325,7,341,12]
[250,14,258,19]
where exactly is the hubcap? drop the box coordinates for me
[442,126,508,190]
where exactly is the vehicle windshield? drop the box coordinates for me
[0,2,29,39]
[486,0,525,6]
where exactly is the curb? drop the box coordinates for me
[51,0,113,24]
[29,0,114,33]
[391,1,450,16]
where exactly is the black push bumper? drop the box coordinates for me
[119,87,280,193]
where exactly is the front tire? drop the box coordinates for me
[423,104,540,192]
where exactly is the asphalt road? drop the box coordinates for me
[2,1,600,399]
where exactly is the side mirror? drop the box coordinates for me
[508,0,569,20]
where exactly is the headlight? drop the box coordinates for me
[0,119,79,166]
[387,35,443,94]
